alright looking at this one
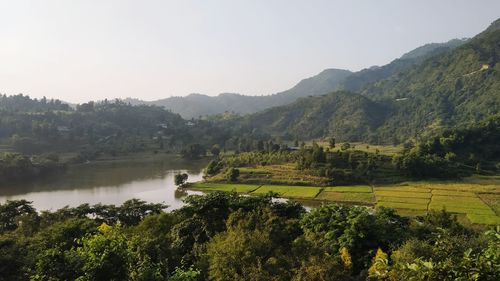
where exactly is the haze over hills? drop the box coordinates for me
[240,19,500,143]
[126,39,467,118]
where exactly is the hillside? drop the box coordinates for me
[138,69,352,118]
[361,19,500,142]
[339,39,467,92]
[235,19,499,143]
[241,91,388,141]
[127,39,464,119]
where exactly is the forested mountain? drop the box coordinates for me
[339,39,467,92]
[128,39,465,118]
[362,18,500,142]
[236,19,499,143]
[241,91,388,141]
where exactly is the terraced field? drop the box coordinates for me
[251,185,322,199]
[189,180,500,225]
[373,183,500,225]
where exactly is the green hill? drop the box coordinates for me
[242,91,387,141]
[237,19,499,143]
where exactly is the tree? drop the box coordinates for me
[174,173,189,187]
[329,137,336,149]
[181,144,205,159]
[73,223,130,281]
[210,144,221,156]
[226,168,240,182]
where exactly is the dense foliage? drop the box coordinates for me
[394,115,500,177]
[0,194,498,281]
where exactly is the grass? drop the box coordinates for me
[252,185,322,199]
[190,183,260,193]
[466,214,500,225]
[323,185,372,193]
[316,191,375,204]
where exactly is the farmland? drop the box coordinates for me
[189,179,500,225]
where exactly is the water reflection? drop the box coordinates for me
[0,156,208,211]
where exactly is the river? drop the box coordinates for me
[0,155,209,211]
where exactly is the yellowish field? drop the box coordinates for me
[316,191,375,204]
[374,190,432,199]
[323,185,372,193]
[373,182,500,224]
[190,178,500,225]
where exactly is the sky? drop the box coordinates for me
[0,0,499,103]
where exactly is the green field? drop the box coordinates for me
[377,201,429,210]
[316,191,375,204]
[323,185,372,193]
[190,183,260,193]
[371,182,500,224]
[374,186,431,193]
[467,214,500,225]
[190,179,500,225]
[373,190,432,199]
[376,196,429,205]
[431,190,476,197]
[252,185,322,199]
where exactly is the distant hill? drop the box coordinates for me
[128,39,465,118]
[133,68,352,118]
[241,91,388,141]
[235,19,499,143]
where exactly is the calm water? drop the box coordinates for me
[0,156,209,211]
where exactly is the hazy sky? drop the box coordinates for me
[1,0,499,103]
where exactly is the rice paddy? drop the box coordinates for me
[315,191,375,204]
[323,185,372,193]
[190,179,500,225]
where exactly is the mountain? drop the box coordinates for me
[235,19,500,143]
[241,91,388,141]
[360,19,500,141]
[139,69,352,118]
[339,39,467,93]
[136,39,465,118]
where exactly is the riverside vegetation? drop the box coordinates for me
[0,194,499,281]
